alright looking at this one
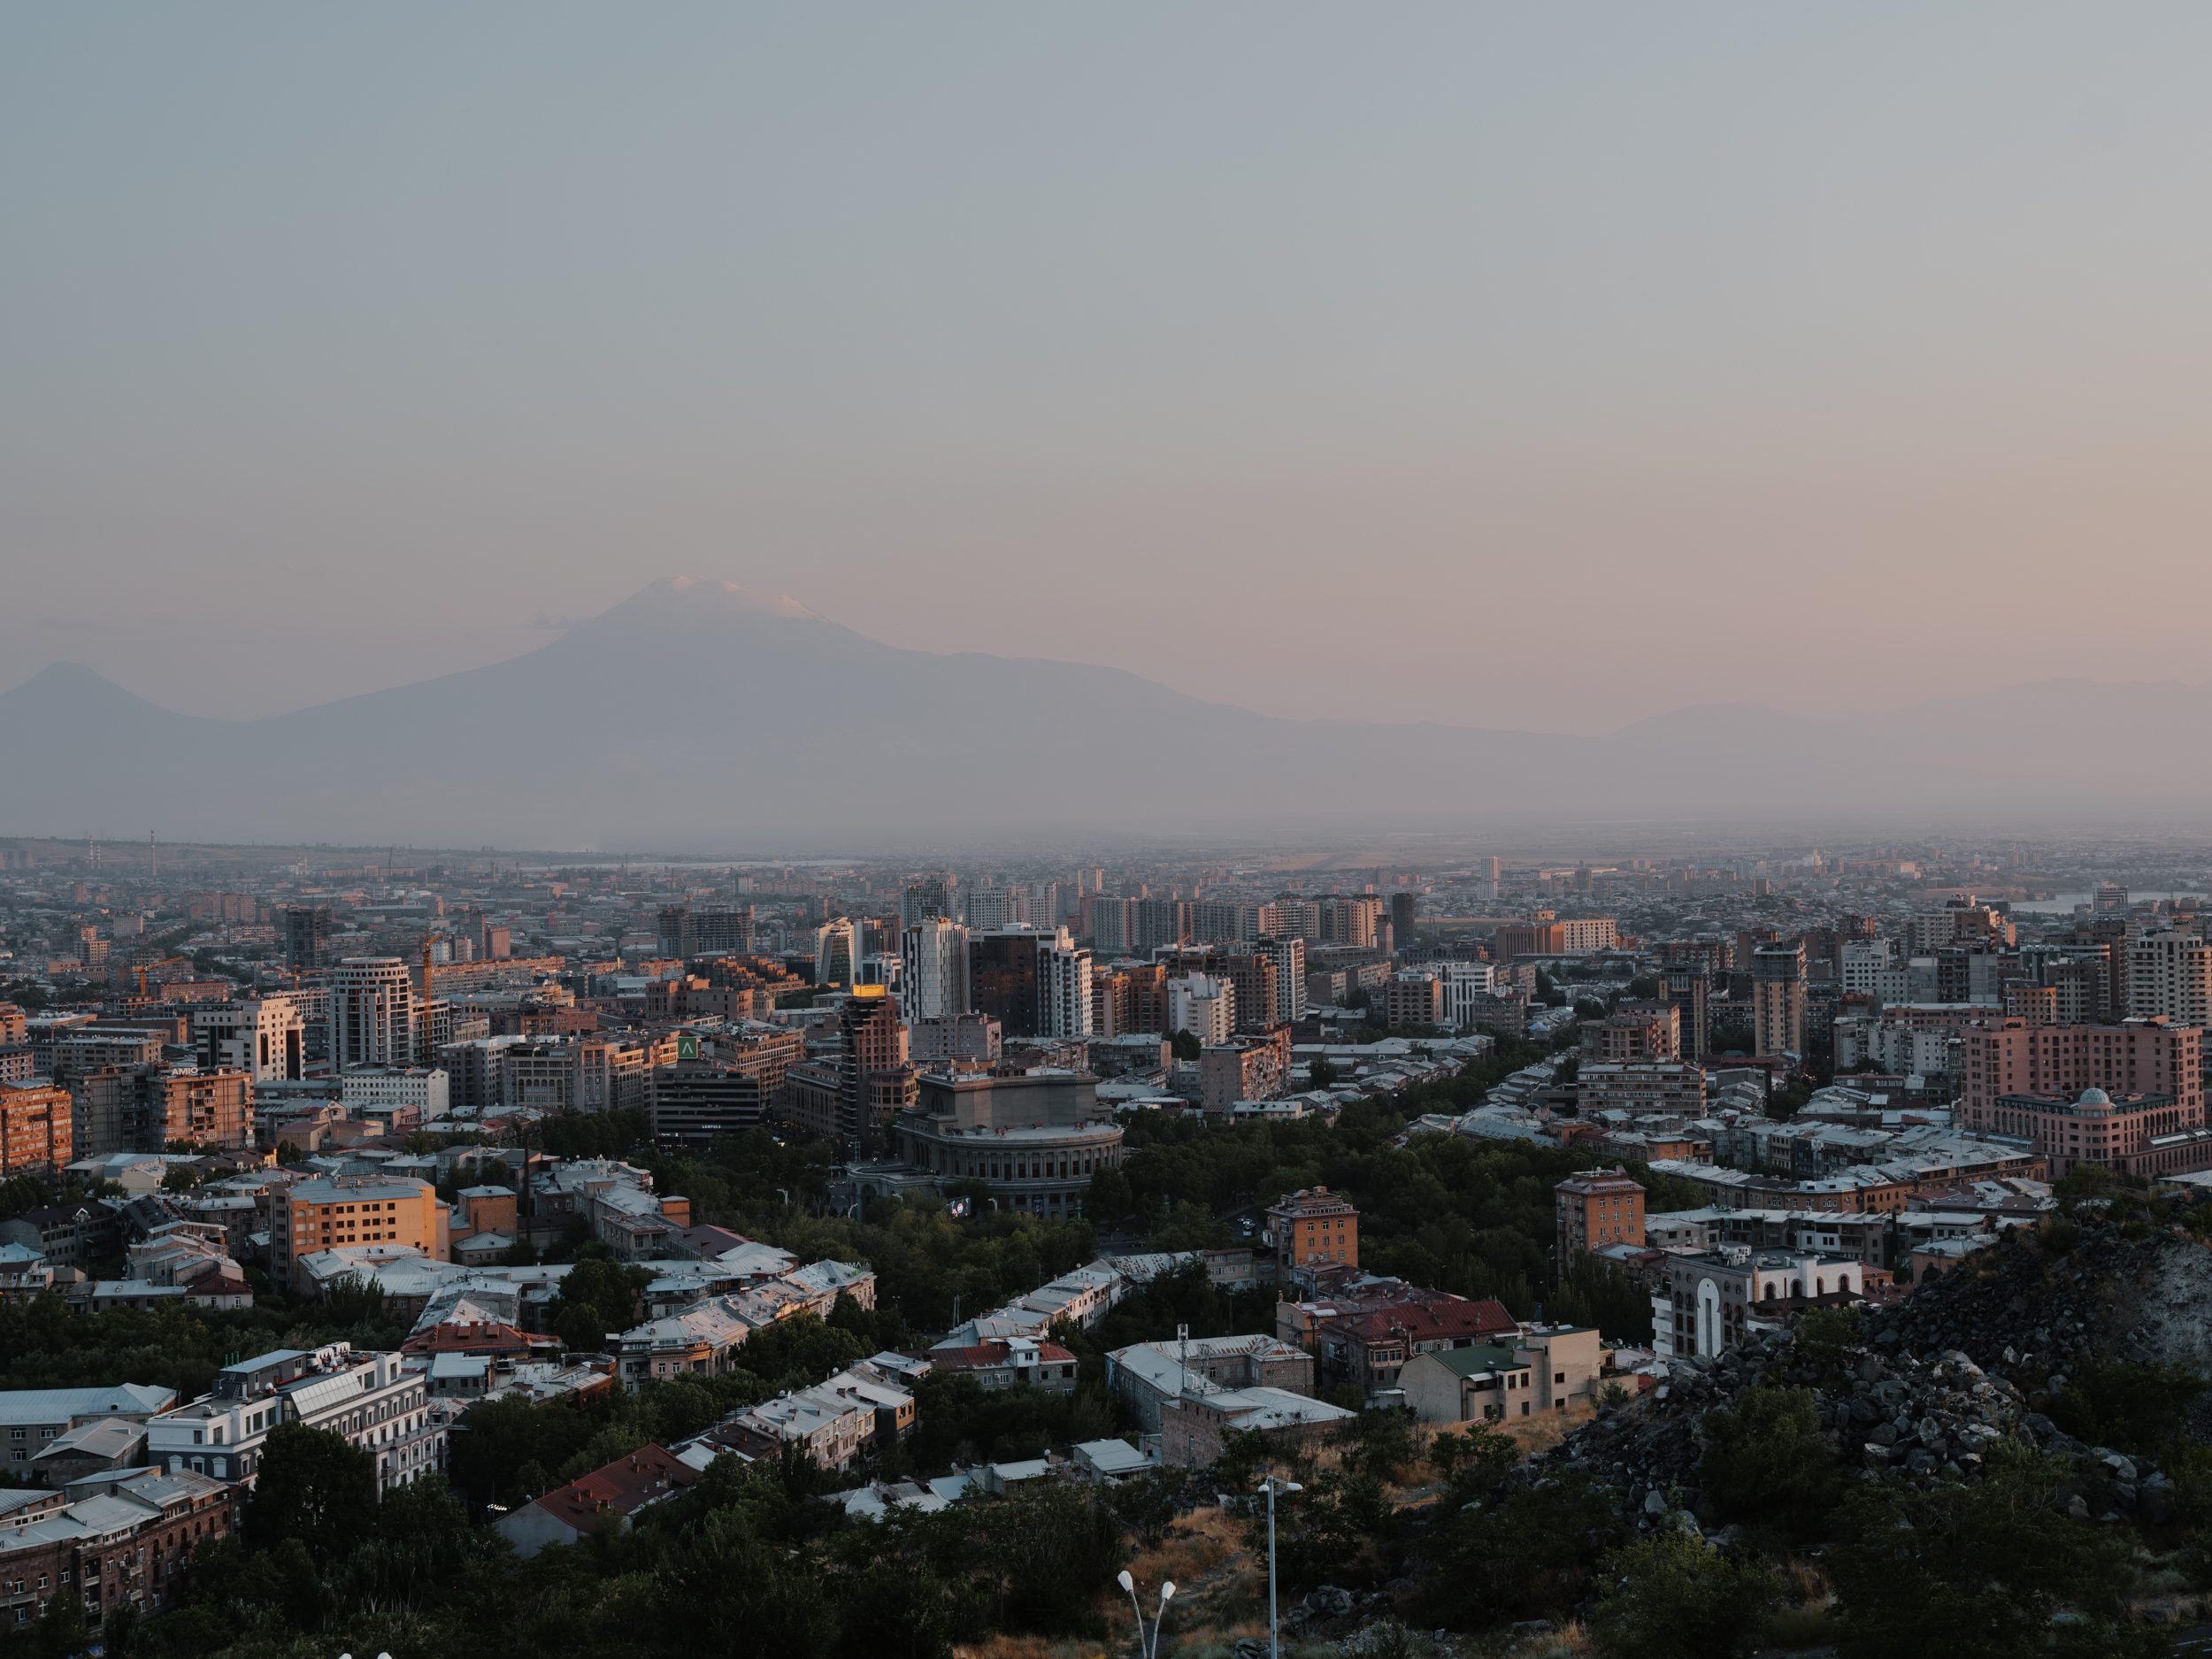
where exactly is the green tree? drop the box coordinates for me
[2050,1360,2207,1455]
[1828,1445,2160,1659]
[1699,1386,1841,1538]
[550,1254,649,1352]
[1426,1423,1517,1506]
[1592,1525,1778,1659]
[1083,1165,1133,1221]
[1414,1473,1623,1629]
[245,1424,377,1558]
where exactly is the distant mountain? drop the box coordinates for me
[4,577,2210,848]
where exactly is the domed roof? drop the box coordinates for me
[2078,1087,2111,1107]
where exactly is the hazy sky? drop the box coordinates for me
[7,4,2212,732]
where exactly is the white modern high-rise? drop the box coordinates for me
[1440,960,1497,1030]
[1167,972,1236,1046]
[962,887,1012,930]
[192,995,306,1081]
[2127,931,2212,1029]
[900,918,972,1024]
[1264,935,1307,1023]
[329,958,418,1072]
[1840,938,1893,998]
[1040,928,1094,1039]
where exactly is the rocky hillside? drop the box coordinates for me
[1525,1223,2212,1530]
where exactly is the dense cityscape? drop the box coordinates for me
[0,833,2204,1656]
[17,5,2212,1657]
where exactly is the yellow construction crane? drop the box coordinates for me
[134,955,189,996]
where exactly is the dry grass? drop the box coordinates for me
[956,1637,1107,1659]
[1119,1503,1243,1590]
[954,1506,1277,1659]
[959,1409,1627,1659]
[1495,1618,1594,1659]
[1496,1397,1600,1455]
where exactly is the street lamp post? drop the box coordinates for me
[1117,1569,1177,1659]
[1256,1476,1303,1659]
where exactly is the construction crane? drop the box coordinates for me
[134,955,189,997]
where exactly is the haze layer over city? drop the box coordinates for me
[8,8,2212,1659]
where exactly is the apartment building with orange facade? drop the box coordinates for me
[0,1081,72,1174]
[151,1069,254,1150]
[1555,1168,1646,1259]
[270,1175,444,1290]
[1267,1187,1359,1274]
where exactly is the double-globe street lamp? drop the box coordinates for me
[1257,1476,1303,1659]
[1118,1568,1176,1659]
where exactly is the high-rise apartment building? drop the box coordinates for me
[1167,973,1236,1045]
[1085,895,1135,955]
[899,918,971,1024]
[191,996,304,1082]
[1264,935,1308,1024]
[1040,930,1094,1040]
[962,887,1012,930]
[901,877,956,928]
[1839,939,1893,998]
[1384,971,1447,1029]
[813,918,857,987]
[150,1070,254,1150]
[1317,896,1383,949]
[1225,950,1280,1035]
[1661,967,1709,1062]
[1133,898,1191,951]
[2126,931,2212,1029]
[910,1012,1002,1064]
[277,905,329,972]
[328,958,418,1072]
[0,1081,72,1174]
[1751,943,1808,1057]
[968,926,1091,1039]
[1579,1002,1681,1063]
[782,989,914,1157]
[657,904,756,958]
[1189,902,1261,945]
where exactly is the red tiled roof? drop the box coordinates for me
[534,1443,698,1525]
[929,1340,1077,1371]
[403,1319,539,1357]
[1338,1298,1516,1346]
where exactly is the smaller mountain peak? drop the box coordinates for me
[4,660,137,698]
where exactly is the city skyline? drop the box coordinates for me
[7,9,2210,1655]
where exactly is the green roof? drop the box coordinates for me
[1423,1342,1529,1378]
